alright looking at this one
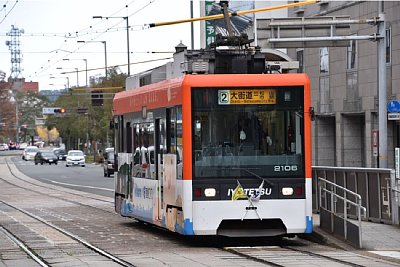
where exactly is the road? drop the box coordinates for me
[1,151,400,266]
[5,150,114,198]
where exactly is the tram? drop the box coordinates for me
[113,71,312,237]
[112,22,313,235]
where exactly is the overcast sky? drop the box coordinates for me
[0,0,202,90]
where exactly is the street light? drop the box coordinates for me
[93,15,130,76]
[57,67,79,87]
[63,58,88,87]
[77,40,107,78]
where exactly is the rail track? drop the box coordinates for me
[222,245,374,267]
[0,199,134,266]
[1,155,399,267]
[0,225,50,267]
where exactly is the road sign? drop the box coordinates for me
[43,107,57,115]
[42,107,64,115]
[387,100,400,113]
[388,113,400,120]
[372,130,378,157]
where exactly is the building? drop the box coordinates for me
[130,1,399,169]
[283,1,399,169]
[0,78,39,94]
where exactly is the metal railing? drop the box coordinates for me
[318,177,367,248]
[313,166,397,225]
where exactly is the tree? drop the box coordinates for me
[89,67,126,155]
[36,126,59,144]
[0,83,15,143]
[17,91,52,142]
[0,86,51,143]
[46,92,89,150]
[46,66,126,153]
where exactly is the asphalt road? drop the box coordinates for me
[4,150,114,198]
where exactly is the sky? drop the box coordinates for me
[0,0,202,91]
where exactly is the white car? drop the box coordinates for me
[0,143,9,151]
[66,150,85,167]
[19,143,28,150]
[22,146,39,161]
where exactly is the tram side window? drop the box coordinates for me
[169,108,176,155]
[133,125,139,164]
[158,119,166,164]
[167,107,183,179]
[133,125,141,178]
[176,107,183,161]
[132,122,155,178]
[176,107,183,179]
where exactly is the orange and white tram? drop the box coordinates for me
[113,73,312,237]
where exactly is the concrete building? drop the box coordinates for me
[284,1,400,169]
[129,1,400,169]
[0,78,39,94]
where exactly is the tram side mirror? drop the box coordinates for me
[309,107,315,121]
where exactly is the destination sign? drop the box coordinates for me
[218,89,276,105]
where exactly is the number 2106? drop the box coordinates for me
[274,165,298,172]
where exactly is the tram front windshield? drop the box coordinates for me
[192,87,305,179]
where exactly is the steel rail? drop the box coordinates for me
[0,226,50,267]
[0,200,135,267]
[282,245,366,267]
[223,247,284,267]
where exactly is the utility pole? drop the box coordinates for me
[378,5,387,168]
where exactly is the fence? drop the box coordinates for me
[312,166,399,226]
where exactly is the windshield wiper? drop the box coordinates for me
[231,167,275,187]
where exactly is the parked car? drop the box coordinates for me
[34,151,58,165]
[53,148,67,160]
[103,148,114,177]
[19,143,28,150]
[66,150,85,167]
[22,146,39,161]
[0,143,8,151]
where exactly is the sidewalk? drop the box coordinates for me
[310,213,400,261]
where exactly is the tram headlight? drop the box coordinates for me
[281,187,294,196]
[204,188,216,197]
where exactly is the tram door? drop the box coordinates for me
[155,118,165,221]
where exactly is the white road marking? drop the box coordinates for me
[50,180,113,191]
[368,251,400,259]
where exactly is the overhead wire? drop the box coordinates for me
[29,0,157,80]
[56,56,173,75]
[0,0,18,25]
[0,1,9,13]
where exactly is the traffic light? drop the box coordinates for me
[54,108,66,113]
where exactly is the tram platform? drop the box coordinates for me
[308,213,400,262]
